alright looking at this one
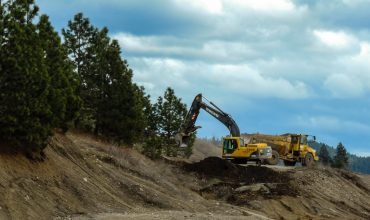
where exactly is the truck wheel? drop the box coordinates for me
[266,150,279,165]
[283,160,296,166]
[303,153,314,167]
[232,158,247,164]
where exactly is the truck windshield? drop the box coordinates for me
[300,135,307,145]
[291,136,299,144]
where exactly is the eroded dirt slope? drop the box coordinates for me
[0,133,369,219]
[0,133,267,219]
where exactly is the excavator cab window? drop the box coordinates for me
[223,139,237,154]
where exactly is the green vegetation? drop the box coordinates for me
[0,0,193,159]
[0,0,78,155]
[311,141,370,174]
[143,88,193,159]
[332,142,349,169]
[318,144,331,166]
[63,13,145,144]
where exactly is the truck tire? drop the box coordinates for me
[283,160,296,166]
[266,150,279,165]
[232,158,247,164]
[303,153,314,167]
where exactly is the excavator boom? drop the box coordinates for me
[175,93,240,147]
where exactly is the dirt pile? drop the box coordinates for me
[184,157,291,184]
[188,139,221,162]
[184,157,298,205]
[184,157,370,219]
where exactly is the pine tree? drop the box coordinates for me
[0,1,4,49]
[0,1,4,75]
[63,14,147,144]
[94,38,144,144]
[156,87,189,157]
[62,13,97,130]
[37,14,80,131]
[0,0,52,155]
[332,142,349,169]
[319,144,331,166]
[133,84,153,139]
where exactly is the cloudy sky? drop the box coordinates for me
[37,0,370,156]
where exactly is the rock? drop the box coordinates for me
[235,183,270,193]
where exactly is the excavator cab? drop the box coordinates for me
[223,138,238,154]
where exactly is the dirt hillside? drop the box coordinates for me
[0,132,369,219]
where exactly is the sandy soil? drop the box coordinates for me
[0,132,369,219]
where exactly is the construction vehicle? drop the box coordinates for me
[175,94,272,165]
[244,133,319,166]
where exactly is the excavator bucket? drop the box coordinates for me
[175,133,189,148]
[175,125,201,148]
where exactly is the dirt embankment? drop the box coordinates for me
[0,133,369,219]
[0,133,267,219]
[184,157,370,219]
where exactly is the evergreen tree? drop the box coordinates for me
[332,142,349,169]
[0,1,4,75]
[156,87,189,157]
[37,14,80,131]
[94,38,144,144]
[0,0,52,154]
[62,13,97,130]
[319,144,331,166]
[63,13,146,144]
[133,84,153,139]
[0,1,4,49]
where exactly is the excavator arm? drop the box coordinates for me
[175,94,240,147]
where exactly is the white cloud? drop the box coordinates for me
[324,74,365,98]
[313,30,356,49]
[130,57,310,101]
[175,0,304,16]
[297,115,370,134]
[174,0,224,14]
[228,0,296,12]
[113,32,259,62]
[208,64,309,99]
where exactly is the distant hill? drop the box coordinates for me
[309,141,370,174]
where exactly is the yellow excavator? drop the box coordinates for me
[175,94,272,165]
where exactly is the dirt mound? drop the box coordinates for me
[184,157,298,206]
[183,157,370,219]
[184,157,290,184]
[188,139,221,162]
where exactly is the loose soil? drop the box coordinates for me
[0,132,369,219]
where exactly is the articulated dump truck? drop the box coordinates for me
[243,133,319,166]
